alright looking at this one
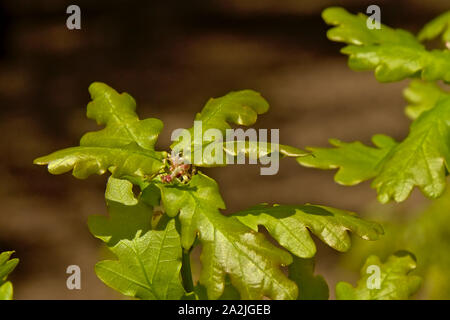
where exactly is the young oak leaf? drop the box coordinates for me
[323,7,420,47]
[157,172,298,300]
[170,90,308,167]
[0,251,19,300]
[336,251,422,300]
[323,7,450,82]
[404,80,450,120]
[343,186,450,299]
[88,177,184,300]
[81,82,163,150]
[418,11,450,44]
[288,257,329,300]
[298,97,450,203]
[34,82,166,180]
[372,97,450,203]
[171,90,269,154]
[297,134,397,186]
[91,219,184,300]
[233,204,383,258]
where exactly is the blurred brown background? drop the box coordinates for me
[0,0,448,299]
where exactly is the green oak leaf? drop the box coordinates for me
[297,134,397,186]
[404,80,450,119]
[34,82,166,180]
[336,252,422,300]
[0,251,19,300]
[323,7,419,47]
[234,204,383,258]
[288,257,329,300]
[323,7,450,82]
[298,97,450,203]
[372,97,450,203]
[418,11,450,44]
[169,90,307,167]
[88,177,184,299]
[157,172,298,300]
[343,187,450,299]
[171,90,269,154]
[90,216,184,299]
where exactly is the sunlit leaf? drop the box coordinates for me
[323,7,450,82]
[34,82,166,180]
[336,252,421,300]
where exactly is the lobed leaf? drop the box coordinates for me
[95,220,184,300]
[88,177,184,300]
[323,7,450,82]
[343,187,450,299]
[372,97,450,203]
[171,90,269,153]
[89,203,184,300]
[297,134,397,186]
[234,203,383,258]
[157,172,298,300]
[323,7,420,47]
[169,90,307,167]
[34,82,166,180]
[298,97,450,203]
[336,252,422,300]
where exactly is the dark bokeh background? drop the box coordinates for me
[0,0,448,299]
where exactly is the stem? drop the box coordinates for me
[181,248,194,293]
